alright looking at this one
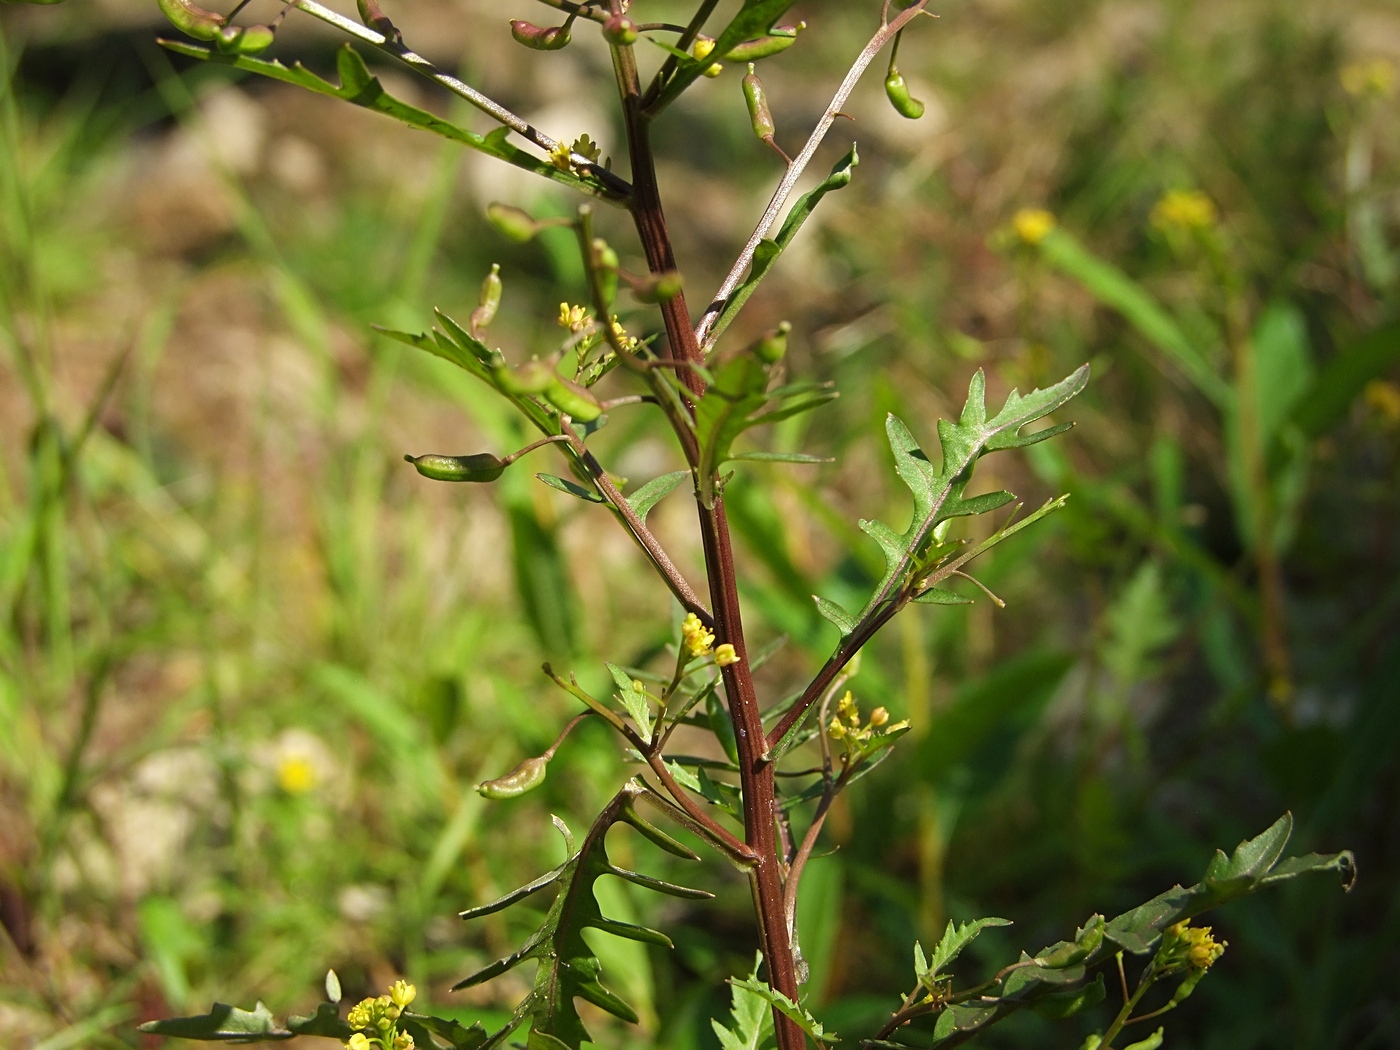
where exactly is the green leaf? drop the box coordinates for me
[711,955,771,1050]
[606,865,715,901]
[912,588,973,606]
[919,917,1013,984]
[608,662,654,738]
[729,976,835,1045]
[695,356,771,508]
[812,595,858,636]
[625,470,690,520]
[854,366,1087,626]
[138,1002,296,1042]
[286,1002,353,1038]
[1030,973,1106,1020]
[708,147,859,347]
[1203,812,1292,886]
[1037,228,1230,405]
[157,41,625,203]
[727,451,833,464]
[1292,317,1400,437]
[537,473,605,504]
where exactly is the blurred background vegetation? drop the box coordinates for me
[1,0,1397,1047]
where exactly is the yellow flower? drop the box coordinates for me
[827,718,847,740]
[1151,189,1217,232]
[393,1034,415,1050]
[869,706,889,727]
[714,643,740,667]
[1012,208,1056,245]
[693,36,723,77]
[1160,920,1226,971]
[681,613,715,657]
[390,980,416,1010]
[570,134,602,163]
[276,754,317,794]
[557,302,590,333]
[347,997,378,1030]
[548,139,573,172]
[1341,59,1397,98]
[346,1035,372,1050]
[1364,380,1400,425]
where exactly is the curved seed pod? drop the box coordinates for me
[510,18,572,51]
[493,360,554,395]
[602,13,638,46]
[592,239,619,307]
[884,67,926,119]
[543,375,603,422]
[214,22,277,55]
[753,320,791,364]
[692,36,723,78]
[156,0,225,42]
[470,264,503,333]
[630,270,683,304]
[486,202,541,243]
[477,756,548,799]
[356,0,400,42]
[405,453,506,483]
[724,23,805,62]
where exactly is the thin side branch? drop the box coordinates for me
[695,0,930,350]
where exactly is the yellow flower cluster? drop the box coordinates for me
[692,36,723,77]
[344,981,416,1050]
[1151,189,1217,232]
[1160,921,1226,971]
[1012,208,1056,245]
[681,613,715,657]
[827,691,905,760]
[1341,59,1397,99]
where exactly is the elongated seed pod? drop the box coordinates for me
[156,0,225,42]
[405,453,506,483]
[542,375,603,422]
[486,202,540,243]
[470,264,502,333]
[356,0,400,42]
[592,239,619,307]
[477,756,548,799]
[724,23,805,62]
[884,67,926,119]
[493,360,554,395]
[510,19,571,51]
[753,320,791,364]
[214,22,277,55]
[743,65,776,141]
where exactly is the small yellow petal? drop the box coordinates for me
[1012,208,1056,245]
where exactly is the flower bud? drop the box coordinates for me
[486,202,541,243]
[602,14,638,45]
[214,22,277,55]
[752,321,790,364]
[692,36,723,77]
[511,19,571,51]
[470,263,502,333]
[478,756,548,798]
[724,23,805,62]
[405,453,506,483]
[884,68,925,119]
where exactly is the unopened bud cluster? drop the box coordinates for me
[827,691,906,760]
[1158,920,1226,972]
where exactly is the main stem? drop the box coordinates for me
[612,43,807,1050]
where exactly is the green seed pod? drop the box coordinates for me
[477,756,548,799]
[592,238,619,307]
[630,269,683,303]
[884,68,926,119]
[470,264,503,333]
[724,23,805,62]
[753,320,791,364]
[511,19,571,51]
[743,65,777,141]
[485,202,540,243]
[542,375,603,422]
[493,360,554,395]
[156,0,226,42]
[602,13,638,45]
[405,452,507,483]
[214,22,277,55]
